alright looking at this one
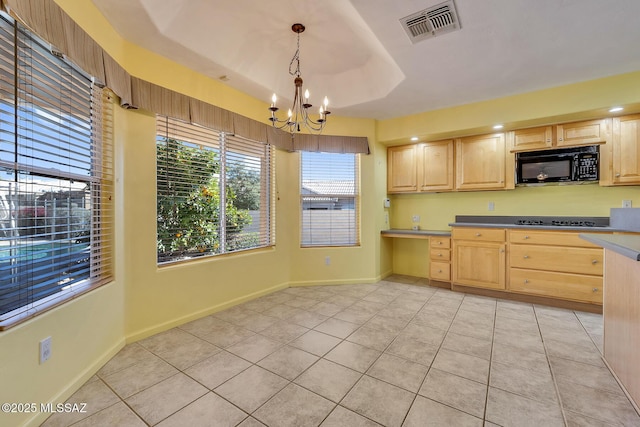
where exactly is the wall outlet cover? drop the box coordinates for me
[623,200,632,208]
[40,336,51,364]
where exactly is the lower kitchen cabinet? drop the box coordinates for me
[508,230,604,304]
[430,236,451,282]
[452,228,506,290]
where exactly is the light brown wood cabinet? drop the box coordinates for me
[455,133,514,191]
[387,140,454,193]
[429,236,451,282]
[611,114,640,185]
[387,144,417,193]
[452,228,506,290]
[508,119,610,152]
[508,230,604,304]
[418,140,454,192]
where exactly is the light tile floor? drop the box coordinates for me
[42,276,640,427]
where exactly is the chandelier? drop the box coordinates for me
[269,23,330,134]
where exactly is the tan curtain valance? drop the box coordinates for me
[3,0,370,154]
[189,98,233,133]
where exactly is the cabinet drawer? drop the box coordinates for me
[430,237,451,249]
[430,249,451,261]
[509,230,602,248]
[510,245,603,275]
[430,262,451,281]
[509,268,603,304]
[453,228,505,242]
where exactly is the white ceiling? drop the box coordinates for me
[92,0,640,120]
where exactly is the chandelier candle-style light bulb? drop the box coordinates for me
[268,23,331,135]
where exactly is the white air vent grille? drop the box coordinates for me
[400,0,461,44]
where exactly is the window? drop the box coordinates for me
[301,152,359,247]
[0,14,113,327]
[156,116,274,263]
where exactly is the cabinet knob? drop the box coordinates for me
[438,241,442,245]
[475,233,481,237]
[523,255,529,259]
[437,253,443,257]
[500,249,505,253]
[615,173,621,177]
[546,139,551,143]
[524,235,529,239]
[524,279,529,284]
[438,269,442,273]
[592,259,598,264]
[593,288,599,292]
[558,137,564,141]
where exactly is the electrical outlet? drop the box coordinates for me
[412,215,420,222]
[325,256,330,266]
[40,336,51,364]
[623,200,632,208]
[488,201,495,211]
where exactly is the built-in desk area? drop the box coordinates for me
[381,229,452,285]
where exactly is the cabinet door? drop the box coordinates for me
[509,126,553,152]
[418,140,454,192]
[612,114,640,185]
[453,241,506,289]
[556,119,609,147]
[387,145,417,193]
[455,134,506,190]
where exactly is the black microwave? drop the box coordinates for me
[516,145,599,184]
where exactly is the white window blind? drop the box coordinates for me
[301,152,359,247]
[0,13,113,327]
[156,116,273,264]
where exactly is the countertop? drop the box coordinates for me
[448,215,627,232]
[381,229,451,238]
[580,233,640,261]
[448,222,626,232]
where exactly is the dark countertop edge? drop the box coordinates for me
[381,229,451,237]
[580,233,640,261]
[448,222,627,232]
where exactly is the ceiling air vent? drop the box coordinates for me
[400,0,461,44]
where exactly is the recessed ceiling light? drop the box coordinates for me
[411,136,419,141]
[609,107,624,113]
[493,124,504,130]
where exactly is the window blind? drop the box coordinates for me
[156,116,273,264]
[0,13,113,327]
[300,152,359,247]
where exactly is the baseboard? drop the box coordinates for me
[125,281,290,343]
[24,337,126,427]
[288,276,381,287]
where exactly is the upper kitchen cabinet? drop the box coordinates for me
[509,119,611,152]
[557,119,610,147]
[509,126,553,151]
[387,144,417,193]
[387,140,455,193]
[417,140,454,192]
[456,133,514,191]
[611,114,640,185]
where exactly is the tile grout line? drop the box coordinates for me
[533,305,569,427]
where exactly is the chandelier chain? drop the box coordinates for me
[289,33,301,78]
